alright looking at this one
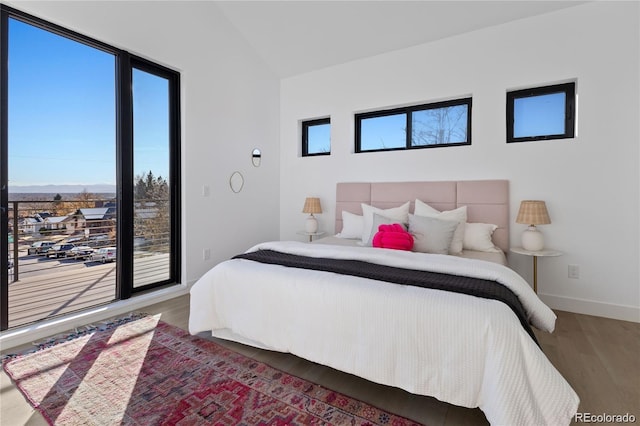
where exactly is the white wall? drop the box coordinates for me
[6,1,282,286]
[280,2,639,322]
[6,1,638,323]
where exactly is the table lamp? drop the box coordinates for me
[516,200,551,251]
[302,197,322,233]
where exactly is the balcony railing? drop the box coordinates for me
[5,197,170,328]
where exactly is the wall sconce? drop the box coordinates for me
[251,148,261,167]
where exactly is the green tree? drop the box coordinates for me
[411,106,467,146]
[134,171,170,252]
[51,193,63,216]
[74,188,96,209]
[134,171,168,201]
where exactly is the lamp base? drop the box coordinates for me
[305,215,318,233]
[522,226,544,251]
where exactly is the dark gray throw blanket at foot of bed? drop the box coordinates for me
[233,249,538,345]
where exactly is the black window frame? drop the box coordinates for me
[355,97,472,153]
[0,5,181,330]
[506,82,576,143]
[302,117,331,157]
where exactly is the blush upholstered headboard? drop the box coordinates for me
[335,180,509,252]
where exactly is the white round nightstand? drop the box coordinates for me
[510,247,563,293]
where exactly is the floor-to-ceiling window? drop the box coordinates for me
[0,5,181,330]
[132,66,173,288]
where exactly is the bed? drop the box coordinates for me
[189,180,579,425]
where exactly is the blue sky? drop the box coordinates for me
[360,105,468,150]
[133,68,170,182]
[8,17,169,188]
[307,122,330,154]
[514,92,565,137]
[361,114,405,150]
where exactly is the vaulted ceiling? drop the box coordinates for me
[215,1,587,78]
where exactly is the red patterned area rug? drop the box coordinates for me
[3,314,422,425]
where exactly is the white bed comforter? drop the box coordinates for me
[189,241,579,425]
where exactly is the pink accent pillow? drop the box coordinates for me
[372,223,414,251]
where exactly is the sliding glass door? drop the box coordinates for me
[0,5,181,330]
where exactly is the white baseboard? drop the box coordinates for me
[539,293,640,323]
[0,284,190,351]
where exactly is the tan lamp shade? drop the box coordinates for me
[302,197,322,215]
[516,200,551,226]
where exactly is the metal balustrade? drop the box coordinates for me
[5,198,170,328]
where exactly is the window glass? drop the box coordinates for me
[8,18,116,189]
[307,122,330,154]
[513,92,565,138]
[132,68,171,287]
[302,118,330,156]
[507,82,575,142]
[6,17,117,327]
[1,7,181,330]
[355,98,471,153]
[412,104,468,146]
[359,113,406,151]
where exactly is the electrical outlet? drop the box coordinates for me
[203,248,211,261]
[568,264,580,279]
[202,185,210,197]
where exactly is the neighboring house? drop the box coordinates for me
[35,212,51,221]
[19,217,42,234]
[80,207,115,221]
[43,216,73,233]
[134,206,158,220]
[70,208,116,236]
[95,200,117,210]
[18,213,53,234]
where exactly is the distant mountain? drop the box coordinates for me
[8,184,117,194]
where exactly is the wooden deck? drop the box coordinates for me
[7,254,170,329]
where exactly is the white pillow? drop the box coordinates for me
[336,211,363,239]
[408,214,458,255]
[463,222,501,252]
[366,213,408,246]
[361,201,410,244]
[414,199,467,254]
